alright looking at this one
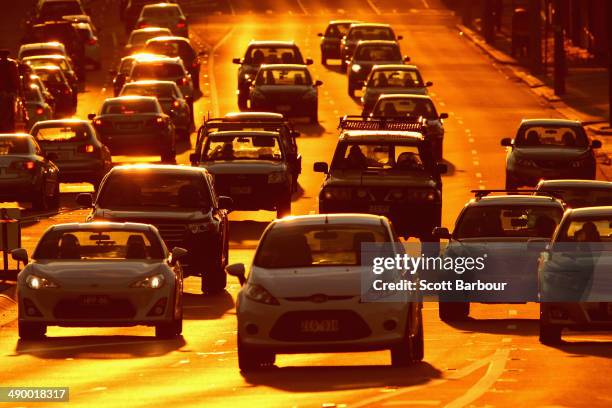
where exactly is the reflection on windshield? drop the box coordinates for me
[333,143,426,171]
[203,134,283,161]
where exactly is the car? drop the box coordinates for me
[18,42,67,60]
[128,55,194,101]
[72,22,101,69]
[225,213,423,371]
[314,116,447,240]
[536,179,612,208]
[370,94,447,161]
[144,35,202,90]
[0,133,60,210]
[249,64,322,123]
[22,54,79,93]
[538,206,612,344]
[32,65,76,116]
[136,3,188,38]
[30,0,86,25]
[89,96,176,162]
[30,119,112,187]
[193,113,302,191]
[24,84,54,128]
[432,190,565,321]
[120,80,192,139]
[111,53,159,96]
[361,65,432,114]
[28,74,56,112]
[124,27,172,55]
[233,41,313,110]
[123,0,178,32]
[347,40,409,97]
[13,222,186,340]
[340,23,402,69]
[317,20,360,65]
[76,165,232,293]
[62,13,97,31]
[502,119,602,189]
[191,130,293,218]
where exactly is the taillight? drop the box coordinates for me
[10,160,36,172]
[63,88,71,95]
[177,77,188,86]
[35,107,44,115]
[138,22,148,29]
[177,20,186,28]
[156,117,164,125]
[173,100,180,108]
[88,38,97,46]
[94,119,103,126]
[78,144,95,153]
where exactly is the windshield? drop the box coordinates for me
[98,172,211,211]
[203,134,283,161]
[245,46,300,64]
[332,142,428,172]
[131,62,184,79]
[454,205,563,239]
[33,229,164,260]
[34,68,64,85]
[0,138,32,155]
[515,125,589,148]
[119,59,135,75]
[102,99,159,114]
[255,68,312,86]
[356,45,401,61]
[254,224,390,268]
[121,84,175,99]
[556,217,612,243]
[142,6,181,18]
[21,48,61,58]
[373,98,438,119]
[32,124,89,142]
[348,27,394,41]
[368,69,423,88]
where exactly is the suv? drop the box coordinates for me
[193,113,302,189]
[76,164,232,293]
[190,129,294,218]
[232,41,313,110]
[314,116,447,240]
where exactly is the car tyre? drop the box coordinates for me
[49,182,60,209]
[18,321,46,340]
[438,302,470,321]
[155,318,183,339]
[348,83,355,98]
[161,150,176,164]
[411,309,425,362]
[390,328,414,367]
[276,193,292,219]
[31,183,48,211]
[201,259,227,294]
[237,335,275,371]
[238,92,248,111]
[539,321,562,345]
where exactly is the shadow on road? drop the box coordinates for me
[444,318,539,337]
[294,122,327,137]
[183,290,234,320]
[548,340,612,359]
[14,335,186,359]
[242,362,442,392]
[440,159,456,177]
[229,220,269,245]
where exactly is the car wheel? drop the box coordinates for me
[161,150,176,164]
[438,302,470,321]
[238,92,248,111]
[201,258,227,294]
[155,318,183,339]
[31,182,48,211]
[237,335,275,371]
[18,321,46,340]
[390,327,414,367]
[321,56,327,65]
[49,182,60,209]
[348,83,355,98]
[539,321,562,345]
[505,173,518,190]
[411,309,424,362]
[276,193,292,219]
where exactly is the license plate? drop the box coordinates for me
[369,205,390,214]
[277,105,291,112]
[80,295,110,306]
[300,319,339,333]
[230,186,251,194]
[119,123,137,130]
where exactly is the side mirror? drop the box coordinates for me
[397,35,404,40]
[403,55,410,62]
[436,163,448,174]
[291,130,300,138]
[225,263,246,286]
[425,81,433,87]
[431,227,451,240]
[45,152,58,161]
[189,152,199,163]
[218,195,233,211]
[591,139,602,149]
[501,137,513,147]
[11,248,28,264]
[170,247,188,265]
[313,161,328,173]
[439,113,448,119]
[87,113,96,120]
[305,58,314,65]
[314,79,323,87]
[232,57,241,64]
[317,33,323,37]
[76,192,93,207]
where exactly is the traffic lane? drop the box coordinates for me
[298,0,380,16]
[229,0,306,15]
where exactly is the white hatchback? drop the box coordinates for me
[226,214,424,371]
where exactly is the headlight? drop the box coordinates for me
[188,223,210,233]
[267,171,287,183]
[515,157,538,168]
[322,186,352,200]
[351,64,362,73]
[244,283,279,305]
[131,274,165,289]
[26,275,59,290]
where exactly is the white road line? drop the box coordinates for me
[208,27,237,117]
[296,0,308,15]
[227,0,236,15]
[421,0,430,9]
[383,401,440,406]
[11,340,161,355]
[366,0,381,15]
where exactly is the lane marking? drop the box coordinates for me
[207,27,237,117]
[383,401,440,406]
[421,0,430,9]
[366,0,381,15]
[296,0,308,15]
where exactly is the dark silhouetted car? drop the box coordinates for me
[32,65,76,116]
[318,20,360,65]
[144,36,202,90]
[535,179,612,208]
[340,23,401,69]
[124,27,172,55]
[136,3,188,38]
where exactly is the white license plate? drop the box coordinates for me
[300,319,339,333]
[230,186,252,194]
[277,105,291,112]
[369,205,390,214]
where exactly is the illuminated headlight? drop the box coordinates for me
[244,283,279,305]
[188,223,210,233]
[267,171,287,183]
[351,64,362,73]
[515,158,538,168]
[322,186,352,200]
[131,274,165,289]
[243,73,252,81]
[26,275,59,290]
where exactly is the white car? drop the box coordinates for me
[13,222,187,340]
[125,27,172,55]
[18,42,67,60]
[226,214,423,371]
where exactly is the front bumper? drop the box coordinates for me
[541,302,612,331]
[100,131,172,154]
[250,98,316,118]
[0,176,40,201]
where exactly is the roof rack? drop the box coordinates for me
[338,115,427,132]
[471,189,560,200]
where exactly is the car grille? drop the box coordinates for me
[534,160,569,169]
[269,310,371,341]
[153,223,187,248]
[54,299,136,319]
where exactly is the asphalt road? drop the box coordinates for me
[1,1,611,407]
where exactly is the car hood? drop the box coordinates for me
[93,208,210,222]
[363,87,428,100]
[327,169,437,188]
[24,261,166,289]
[250,265,365,297]
[200,161,286,174]
[513,147,591,160]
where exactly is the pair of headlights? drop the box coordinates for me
[25,274,166,290]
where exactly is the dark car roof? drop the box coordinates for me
[349,23,392,29]
[31,119,90,127]
[224,112,284,120]
[520,118,582,127]
[146,35,190,44]
[537,179,612,189]
[467,195,564,207]
[566,206,612,218]
[377,94,431,101]
[208,130,280,138]
[48,222,155,232]
[104,95,158,103]
[371,64,418,71]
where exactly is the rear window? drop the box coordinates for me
[332,142,427,172]
[131,62,184,79]
[142,6,181,18]
[254,224,390,268]
[32,124,90,142]
[20,48,60,58]
[515,125,589,148]
[34,68,64,84]
[325,23,352,38]
[255,68,312,86]
[538,187,612,208]
[102,99,159,114]
[356,45,401,61]
[129,30,170,46]
[368,69,423,88]
[121,84,175,98]
[245,46,300,64]
[26,57,70,72]
[348,27,395,41]
[373,98,438,119]
[0,138,32,155]
[557,217,612,243]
